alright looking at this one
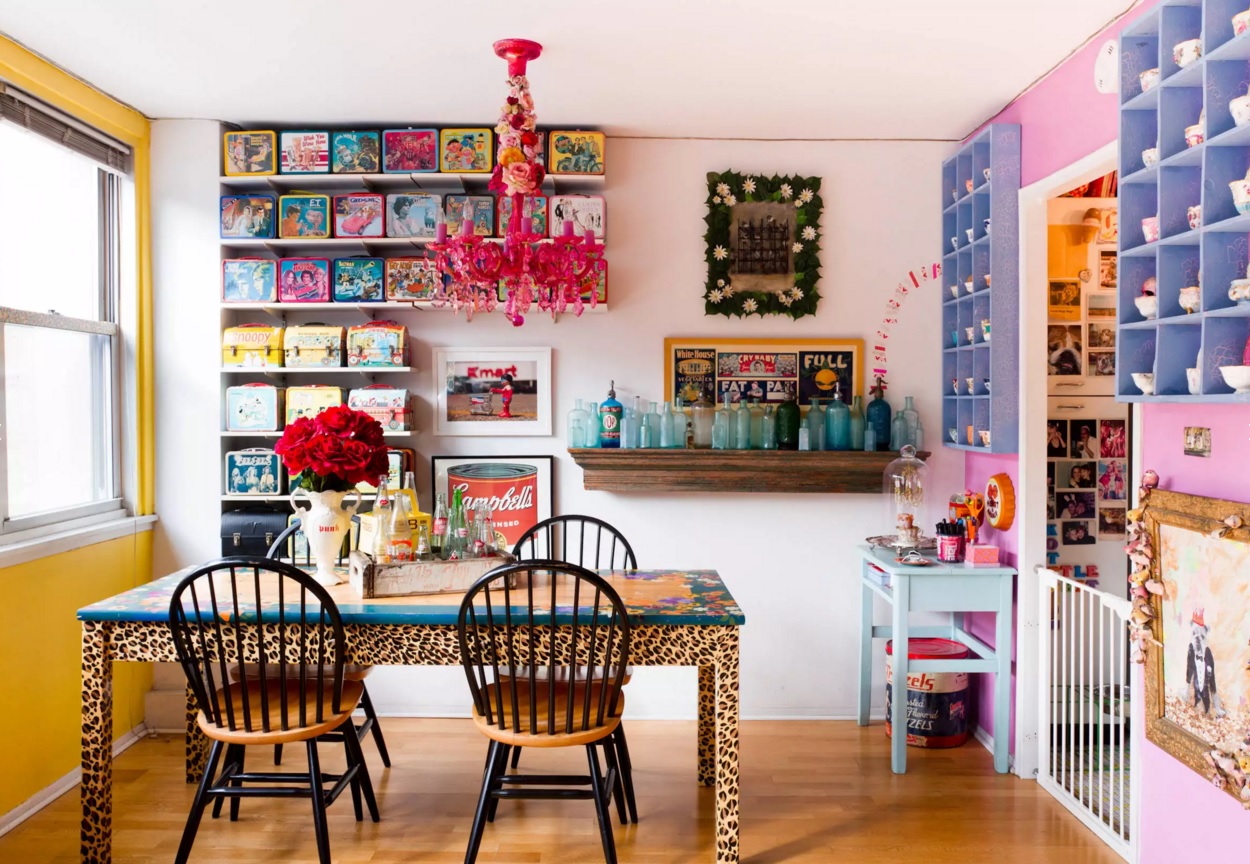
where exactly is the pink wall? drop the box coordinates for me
[959,2,1246,858]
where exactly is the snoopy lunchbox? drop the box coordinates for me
[347,320,407,367]
[225,383,283,432]
[222,323,284,367]
[225,448,283,496]
[283,324,345,368]
[285,385,344,425]
[348,385,411,431]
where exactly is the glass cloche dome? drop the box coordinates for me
[883,445,930,547]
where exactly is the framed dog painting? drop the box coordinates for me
[1144,489,1250,807]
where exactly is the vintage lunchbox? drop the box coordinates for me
[225,383,284,432]
[223,130,276,176]
[497,194,548,237]
[333,257,385,302]
[333,193,384,238]
[385,193,441,238]
[549,194,606,241]
[582,260,608,304]
[331,131,381,173]
[284,324,345,367]
[348,385,411,430]
[548,130,606,176]
[278,257,331,302]
[286,385,344,424]
[382,128,438,173]
[225,448,283,496]
[439,128,492,173]
[222,323,284,367]
[279,130,330,174]
[445,195,495,236]
[385,257,441,302]
[347,320,407,367]
[222,258,277,303]
[278,193,331,239]
[221,506,288,556]
[220,195,276,239]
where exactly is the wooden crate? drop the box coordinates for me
[348,550,514,599]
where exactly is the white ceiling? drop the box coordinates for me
[2,0,1133,139]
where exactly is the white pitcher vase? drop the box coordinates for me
[290,487,361,587]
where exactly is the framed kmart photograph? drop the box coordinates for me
[433,347,552,436]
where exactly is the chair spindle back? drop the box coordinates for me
[512,515,637,572]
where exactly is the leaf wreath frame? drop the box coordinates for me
[704,170,822,319]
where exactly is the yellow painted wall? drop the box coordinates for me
[0,532,153,816]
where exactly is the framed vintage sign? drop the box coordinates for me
[431,455,554,550]
[664,337,863,407]
[433,347,552,436]
[1143,488,1250,808]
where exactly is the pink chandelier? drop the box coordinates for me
[425,39,605,326]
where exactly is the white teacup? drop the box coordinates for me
[1187,367,1201,394]
[1131,372,1155,395]
[1135,295,1158,319]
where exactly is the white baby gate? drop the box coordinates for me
[1036,568,1138,862]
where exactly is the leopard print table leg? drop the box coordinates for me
[185,685,208,784]
[80,622,113,864]
[714,626,740,864]
[698,664,716,786]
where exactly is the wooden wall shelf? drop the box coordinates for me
[567,449,930,494]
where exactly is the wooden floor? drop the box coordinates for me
[0,719,1122,863]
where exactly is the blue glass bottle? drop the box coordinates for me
[806,398,825,451]
[734,397,752,450]
[645,400,663,448]
[826,386,850,450]
[849,395,865,451]
[598,383,621,448]
[865,375,892,452]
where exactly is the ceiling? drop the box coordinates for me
[2,0,1134,139]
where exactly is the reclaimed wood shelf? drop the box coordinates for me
[567,448,931,494]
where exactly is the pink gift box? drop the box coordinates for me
[965,544,1000,565]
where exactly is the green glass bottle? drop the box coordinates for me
[776,391,800,450]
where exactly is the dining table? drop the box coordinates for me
[77,565,746,864]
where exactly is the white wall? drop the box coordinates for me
[151,119,955,719]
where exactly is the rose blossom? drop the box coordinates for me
[274,417,316,475]
[503,162,542,196]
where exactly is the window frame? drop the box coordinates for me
[0,162,127,535]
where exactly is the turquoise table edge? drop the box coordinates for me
[856,543,1017,576]
[78,567,746,627]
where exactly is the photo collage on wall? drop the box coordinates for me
[1046,216,1118,379]
[1046,417,1127,544]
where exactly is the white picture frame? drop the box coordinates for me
[433,347,552,436]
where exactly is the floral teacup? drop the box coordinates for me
[1140,68,1161,93]
[978,430,991,447]
[965,326,975,343]
[948,428,958,443]
[983,218,991,234]
[982,168,991,182]
[966,376,976,393]
[1188,205,1202,230]
[1179,285,1201,313]
[965,179,974,193]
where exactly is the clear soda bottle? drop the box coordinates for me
[431,492,448,559]
[371,475,392,564]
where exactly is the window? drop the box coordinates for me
[0,91,131,534]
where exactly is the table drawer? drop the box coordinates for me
[904,574,1003,611]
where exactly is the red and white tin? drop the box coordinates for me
[885,638,970,749]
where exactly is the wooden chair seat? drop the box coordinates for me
[496,666,633,687]
[231,663,373,683]
[198,678,364,746]
[473,682,623,748]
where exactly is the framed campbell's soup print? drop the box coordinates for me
[431,455,553,549]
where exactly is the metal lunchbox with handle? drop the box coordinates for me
[348,384,411,430]
[222,323,284,367]
[224,448,283,496]
[283,324,345,368]
[220,506,289,556]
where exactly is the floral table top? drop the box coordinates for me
[78,567,745,627]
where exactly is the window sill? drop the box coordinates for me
[0,514,157,569]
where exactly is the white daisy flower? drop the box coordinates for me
[779,183,793,199]
[742,298,758,313]
[743,178,756,194]
[792,242,803,253]
[723,284,736,297]
[708,289,724,303]
[791,287,804,300]
[717,279,725,287]
[713,196,721,204]
[801,226,817,240]
[716,182,731,197]
[798,188,814,204]
[779,293,794,306]
[724,194,737,206]
[713,245,729,261]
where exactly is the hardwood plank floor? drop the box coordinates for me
[0,719,1122,863]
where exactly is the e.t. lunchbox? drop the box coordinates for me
[222,258,277,303]
[225,383,284,432]
[222,323,284,367]
[225,448,283,496]
[279,130,330,174]
[382,128,438,173]
[331,131,380,173]
[333,193,384,237]
[278,193,331,239]
[223,130,276,176]
[347,320,407,367]
[278,257,331,302]
[284,324,345,368]
[333,257,385,302]
[348,385,411,430]
[286,385,344,424]
[220,195,276,239]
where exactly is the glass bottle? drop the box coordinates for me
[913,416,926,452]
[586,402,600,448]
[414,522,431,561]
[827,385,850,450]
[371,475,392,564]
[849,395,865,451]
[671,396,690,449]
[806,398,825,451]
[890,411,908,451]
[431,492,448,559]
[621,395,640,449]
[639,400,654,448]
[566,398,589,449]
[469,511,485,558]
[865,374,892,452]
[599,381,622,449]
[691,390,713,448]
[863,424,877,452]
[761,404,778,449]
[387,487,413,561]
[776,392,800,450]
[712,396,731,449]
[443,488,466,560]
[658,402,674,448]
[749,398,764,448]
[734,397,752,450]
[477,503,496,556]
[901,396,920,447]
[645,401,662,448]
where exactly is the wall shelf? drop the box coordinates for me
[218,171,603,195]
[939,123,1021,453]
[567,448,930,494]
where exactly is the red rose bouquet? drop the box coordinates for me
[275,405,389,493]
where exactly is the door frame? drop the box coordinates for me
[1015,141,1119,782]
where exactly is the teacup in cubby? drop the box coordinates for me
[1141,216,1159,244]
[949,284,960,299]
[983,218,991,234]
[978,430,991,447]
[981,319,991,341]
[983,274,991,288]
[951,236,959,250]
[950,329,959,347]
[1135,294,1158,319]
[965,326,975,343]
[952,189,959,203]
[951,378,960,395]
[1187,205,1202,231]
[965,179,974,193]
[948,428,958,444]
[1231,175,1250,214]
[983,379,991,394]
[965,277,974,294]
[966,376,976,394]
[965,228,975,243]
[982,168,991,183]
[1142,146,1159,168]
[1184,123,1204,148]
[1231,87,1250,127]
[1219,366,1250,394]
[1174,38,1202,68]
[1131,372,1156,395]
[1140,68,1160,93]
[1236,8,1250,37]
[1187,367,1201,395]
[1229,263,1250,305]
[1179,285,1201,314]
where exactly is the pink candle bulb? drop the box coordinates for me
[461,216,474,238]
[583,229,596,247]
[562,219,574,238]
[436,223,447,243]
